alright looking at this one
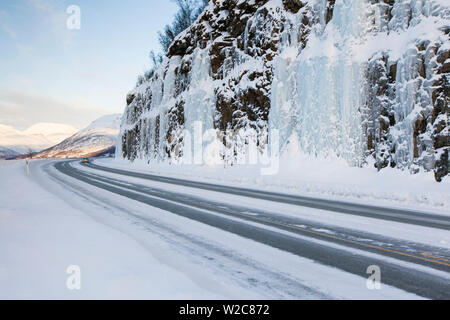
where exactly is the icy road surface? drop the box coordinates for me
[0,159,449,299]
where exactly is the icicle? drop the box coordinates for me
[244,19,252,54]
[270,0,370,165]
[183,48,215,161]
[223,48,229,79]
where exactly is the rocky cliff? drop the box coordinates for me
[118,0,449,181]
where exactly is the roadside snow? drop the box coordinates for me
[0,160,228,299]
[98,157,450,215]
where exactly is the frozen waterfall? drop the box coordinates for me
[270,0,370,166]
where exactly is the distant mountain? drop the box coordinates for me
[0,146,20,159]
[33,114,121,159]
[23,123,79,146]
[0,123,77,154]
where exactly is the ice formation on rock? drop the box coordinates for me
[118,0,449,181]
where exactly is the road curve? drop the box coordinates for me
[83,161,450,231]
[53,160,450,299]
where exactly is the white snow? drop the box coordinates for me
[0,160,240,299]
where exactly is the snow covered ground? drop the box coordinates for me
[0,159,429,299]
[0,160,229,299]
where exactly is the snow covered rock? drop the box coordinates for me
[118,0,449,181]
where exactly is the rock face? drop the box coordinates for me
[118,0,449,181]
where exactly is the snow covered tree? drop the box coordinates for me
[158,0,209,52]
[137,0,208,87]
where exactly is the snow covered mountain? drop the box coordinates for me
[33,114,122,159]
[118,0,449,181]
[0,123,78,155]
[0,146,20,159]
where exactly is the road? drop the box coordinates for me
[53,160,450,299]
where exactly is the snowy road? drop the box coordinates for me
[83,162,450,230]
[50,160,450,299]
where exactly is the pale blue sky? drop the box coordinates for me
[0,0,178,130]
